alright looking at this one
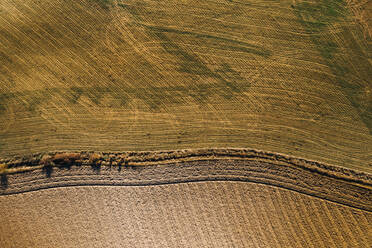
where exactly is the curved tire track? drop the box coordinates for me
[1,158,371,211]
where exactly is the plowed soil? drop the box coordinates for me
[1,170,371,247]
[1,152,371,247]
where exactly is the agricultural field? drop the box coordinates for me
[0,0,371,172]
[1,158,371,247]
[0,1,371,247]
[1,180,371,247]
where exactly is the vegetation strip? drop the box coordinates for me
[1,157,371,211]
[0,148,371,185]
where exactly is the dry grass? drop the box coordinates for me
[346,0,372,39]
[1,150,371,211]
[0,0,371,173]
[0,163,7,174]
[1,149,371,185]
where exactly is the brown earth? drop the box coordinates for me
[1,181,371,247]
[1,155,371,247]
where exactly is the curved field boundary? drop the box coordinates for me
[1,148,371,183]
[1,148,371,211]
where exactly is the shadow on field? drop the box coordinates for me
[42,165,53,178]
[90,163,101,174]
[1,174,8,189]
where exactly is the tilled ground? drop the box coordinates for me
[1,176,371,247]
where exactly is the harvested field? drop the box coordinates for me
[1,0,371,247]
[0,0,371,172]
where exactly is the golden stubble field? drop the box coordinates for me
[0,0,371,172]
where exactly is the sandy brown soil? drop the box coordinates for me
[1,181,371,248]
[1,157,371,247]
